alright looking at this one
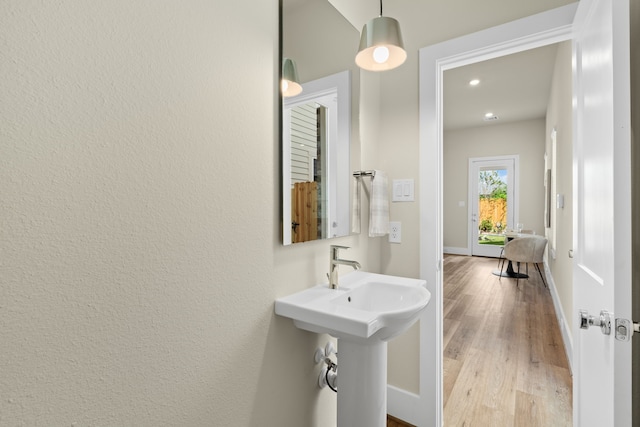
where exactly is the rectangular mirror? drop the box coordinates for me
[281,0,360,245]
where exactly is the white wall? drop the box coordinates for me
[545,41,574,342]
[0,1,374,425]
[443,119,547,252]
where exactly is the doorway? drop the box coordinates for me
[417,4,577,425]
[470,156,518,258]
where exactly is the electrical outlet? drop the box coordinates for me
[389,221,401,243]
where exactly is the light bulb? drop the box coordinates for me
[373,46,390,64]
[281,80,289,92]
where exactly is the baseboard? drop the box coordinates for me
[387,385,421,426]
[443,246,469,256]
[544,261,573,373]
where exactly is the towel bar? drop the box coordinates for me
[352,170,376,178]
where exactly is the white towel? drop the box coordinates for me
[351,176,361,234]
[368,170,389,237]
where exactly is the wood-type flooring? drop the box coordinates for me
[387,254,571,426]
[442,254,572,426]
[387,414,415,427]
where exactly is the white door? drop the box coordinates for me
[469,156,517,257]
[572,0,632,425]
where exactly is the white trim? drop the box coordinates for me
[543,261,574,374]
[443,246,468,256]
[417,5,577,426]
[387,385,421,426]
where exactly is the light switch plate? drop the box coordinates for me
[391,179,414,202]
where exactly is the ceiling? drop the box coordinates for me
[443,43,559,130]
[284,0,562,131]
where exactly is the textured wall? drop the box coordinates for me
[0,1,370,425]
[0,0,583,423]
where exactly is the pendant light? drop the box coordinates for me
[281,58,303,97]
[355,0,406,71]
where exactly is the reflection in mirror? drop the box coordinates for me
[283,71,351,245]
[281,0,360,245]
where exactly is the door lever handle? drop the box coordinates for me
[579,309,611,335]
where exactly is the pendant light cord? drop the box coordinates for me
[380,0,383,16]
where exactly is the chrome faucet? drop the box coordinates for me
[329,245,361,289]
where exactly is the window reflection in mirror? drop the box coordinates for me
[282,71,351,245]
[289,102,327,242]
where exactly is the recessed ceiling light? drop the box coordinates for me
[469,79,480,86]
[484,112,494,118]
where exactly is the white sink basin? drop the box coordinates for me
[275,271,430,343]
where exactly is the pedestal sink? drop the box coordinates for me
[275,271,430,427]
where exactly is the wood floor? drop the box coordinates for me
[443,255,572,426]
[387,414,415,427]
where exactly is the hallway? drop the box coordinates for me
[443,255,572,426]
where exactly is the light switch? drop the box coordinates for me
[394,182,403,198]
[392,179,414,202]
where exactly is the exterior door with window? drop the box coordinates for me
[469,156,517,257]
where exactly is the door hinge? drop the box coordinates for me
[614,318,640,342]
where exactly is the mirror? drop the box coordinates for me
[281,0,360,245]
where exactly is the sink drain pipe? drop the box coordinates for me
[321,358,337,392]
[316,342,337,392]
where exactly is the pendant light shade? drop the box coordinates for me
[355,14,406,72]
[281,58,303,97]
